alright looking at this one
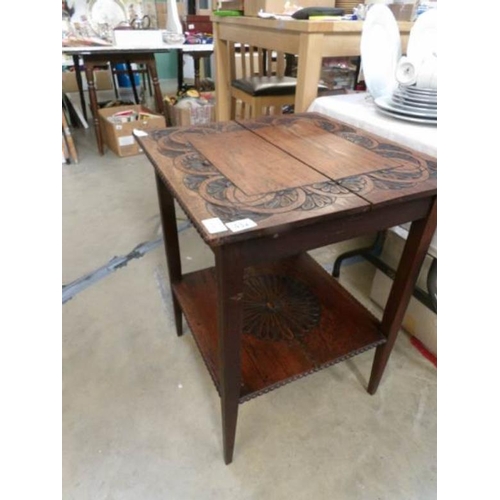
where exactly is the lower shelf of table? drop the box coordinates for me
[173,252,386,403]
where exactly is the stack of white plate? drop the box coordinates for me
[374,85,437,125]
[360,5,437,126]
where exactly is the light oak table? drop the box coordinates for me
[136,112,436,464]
[211,16,412,121]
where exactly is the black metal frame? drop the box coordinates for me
[333,230,437,314]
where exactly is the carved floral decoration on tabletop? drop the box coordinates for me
[150,114,436,222]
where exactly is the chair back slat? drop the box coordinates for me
[248,45,255,76]
[257,48,265,77]
[243,45,249,78]
[266,50,273,77]
[230,41,292,80]
[229,40,298,119]
[276,51,285,77]
[228,42,236,80]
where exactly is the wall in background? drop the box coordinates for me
[155,53,178,80]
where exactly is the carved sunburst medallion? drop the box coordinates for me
[243,275,321,341]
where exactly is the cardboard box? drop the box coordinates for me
[244,0,335,16]
[157,1,186,28]
[165,94,216,127]
[98,105,165,157]
[62,69,113,93]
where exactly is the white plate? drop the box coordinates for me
[375,95,437,118]
[87,0,128,34]
[387,96,436,114]
[402,85,437,96]
[393,90,437,105]
[407,9,438,69]
[391,94,437,109]
[375,106,437,126]
[360,5,401,99]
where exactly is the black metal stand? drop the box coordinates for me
[333,230,437,314]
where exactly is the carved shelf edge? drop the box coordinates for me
[238,338,385,403]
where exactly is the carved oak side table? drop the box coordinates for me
[136,113,437,464]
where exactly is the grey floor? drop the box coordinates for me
[62,89,437,500]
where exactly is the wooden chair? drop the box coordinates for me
[229,43,301,119]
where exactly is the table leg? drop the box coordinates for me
[177,49,184,92]
[155,172,183,336]
[368,198,437,394]
[192,54,201,90]
[145,57,165,115]
[84,61,104,155]
[215,244,244,465]
[295,33,324,113]
[72,55,87,122]
[126,60,140,103]
[214,23,231,121]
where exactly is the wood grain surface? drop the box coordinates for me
[246,119,404,179]
[136,113,436,246]
[173,253,386,402]
[189,130,328,196]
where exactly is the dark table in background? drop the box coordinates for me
[62,43,214,155]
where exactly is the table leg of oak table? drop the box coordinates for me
[215,244,244,465]
[368,198,437,394]
[84,60,105,155]
[295,33,324,113]
[214,23,231,121]
[155,172,183,337]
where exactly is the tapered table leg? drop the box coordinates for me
[145,57,165,115]
[368,198,437,394]
[215,244,244,465]
[83,60,104,155]
[177,49,183,92]
[155,172,183,336]
[126,60,140,103]
[72,55,87,122]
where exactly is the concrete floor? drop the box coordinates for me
[62,95,437,499]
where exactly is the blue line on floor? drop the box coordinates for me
[62,221,191,304]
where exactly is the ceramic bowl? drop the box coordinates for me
[416,54,437,90]
[163,32,185,45]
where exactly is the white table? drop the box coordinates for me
[308,91,437,319]
[308,91,437,158]
[62,42,214,154]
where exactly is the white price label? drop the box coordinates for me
[201,217,228,234]
[226,219,257,233]
[118,135,135,146]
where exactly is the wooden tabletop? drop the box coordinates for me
[136,113,436,247]
[210,15,413,34]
